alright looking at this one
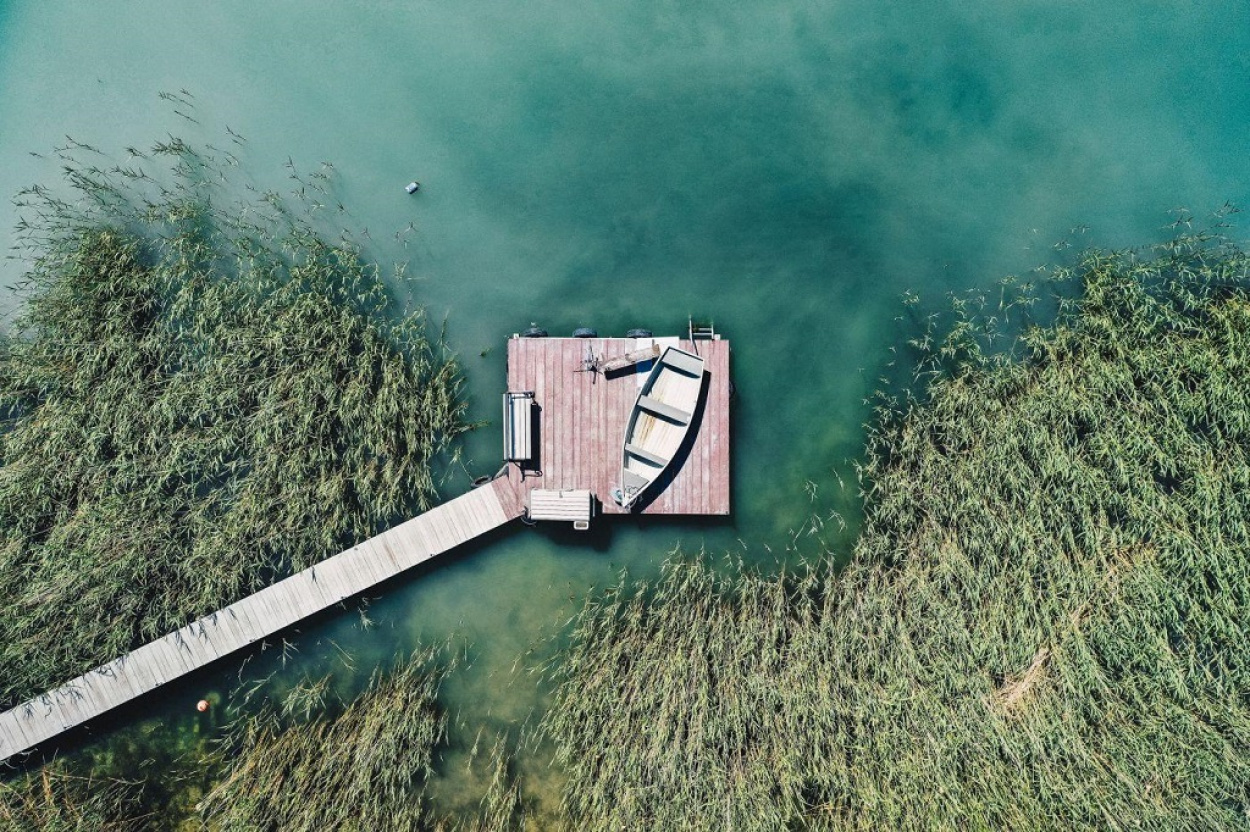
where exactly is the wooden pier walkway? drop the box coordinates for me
[0,479,521,762]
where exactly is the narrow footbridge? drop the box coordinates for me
[0,479,521,762]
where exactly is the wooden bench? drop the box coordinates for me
[528,489,593,530]
[502,391,534,462]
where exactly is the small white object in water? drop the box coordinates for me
[405,181,420,194]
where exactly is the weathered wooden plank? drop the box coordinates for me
[710,342,720,512]
[445,498,473,545]
[125,641,174,690]
[388,521,430,569]
[573,340,585,490]
[437,504,463,550]
[556,340,569,489]
[468,489,503,533]
[419,506,452,554]
[532,339,545,484]
[476,482,508,526]
[310,554,359,603]
[437,502,463,546]
[362,537,400,578]
[353,540,389,585]
[448,502,473,548]
[717,341,732,513]
[550,339,565,487]
[201,612,247,657]
[173,623,222,666]
[598,343,660,372]
[156,635,196,679]
[0,709,35,751]
[401,521,435,567]
[432,502,462,550]
[427,505,456,552]
[590,339,601,504]
[227,597,271,645]
[565,340,575,489]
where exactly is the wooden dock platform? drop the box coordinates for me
[493,336,731,517]
[0,480,520,762]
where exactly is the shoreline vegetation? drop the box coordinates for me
[199,646,524,831]
[0,763,148,831]
[4,119,1250,828]
[0,129,468,711]
[543,227,1250,830]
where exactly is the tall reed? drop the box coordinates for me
[543,229,1250,830]
[0,134,469,709]
[0,762,146,831]
[196,644,532,831]
[199,647,452,831]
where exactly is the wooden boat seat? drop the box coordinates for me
[625,443,668,468]
[622,469,651,491]
[638,395,691,425]
[661,349,705,377]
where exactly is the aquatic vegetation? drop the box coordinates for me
[199,645,528,832]
[543,231,1250,829]
[200,647,451,831]
[544,557,820,831]
[435,734,529,832]
[0,136,468,709]
[0,762,147,831]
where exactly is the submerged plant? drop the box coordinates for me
[0,762,147,831]
[200,647,450,831]
[434,734,530,832]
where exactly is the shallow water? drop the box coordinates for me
[1,0,1248,821]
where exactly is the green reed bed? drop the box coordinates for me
[544,557,822,831]
[200,648,450,830]
[425,732,529,832]
[0,135,468,710]
[453,735,528,832]
[199,646,527,832]
[543,232,1250,830]
[0,762,146,831]
[1,648,527,832]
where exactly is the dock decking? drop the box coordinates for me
[493,336,731,517]
[0,480,520,762]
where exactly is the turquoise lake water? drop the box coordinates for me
[1,0,1249,821]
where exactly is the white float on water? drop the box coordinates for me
[405,181,420,194]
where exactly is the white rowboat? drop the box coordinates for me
[614,346,705,510]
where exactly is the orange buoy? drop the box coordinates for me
[196,699,210,713]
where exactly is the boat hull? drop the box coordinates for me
[615,346,706,510]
